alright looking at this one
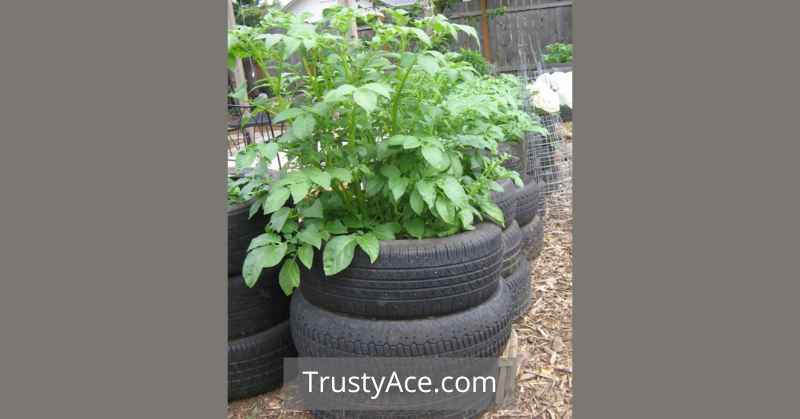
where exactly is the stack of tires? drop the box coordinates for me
[228,200,294,401]
[493,178,541,321]
[290,223,515,418]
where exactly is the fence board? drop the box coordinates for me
[447,0,572,74]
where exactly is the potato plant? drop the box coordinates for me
[228,7,543,294]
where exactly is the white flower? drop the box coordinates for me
[528,79,561,114]
[554,72,572,109]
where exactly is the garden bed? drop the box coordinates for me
[226,190,573,419]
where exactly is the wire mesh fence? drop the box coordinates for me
[227,104,286,175]
[513,47,573,216]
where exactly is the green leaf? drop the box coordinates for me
[297,244,314,269]
[297,224,322,249]
[479,199,505,226]
[282,36,301,58]
[328,168,352,183]
[418,54,439,75]
[435,197,456,224]
[289,181,311,203]
[323,84,356,101]
[323,235,357,276]
[299,199,324,219]
[278,259,300,295]
[488,181,504,193]
[304,168,332,189]
[248,199,263,219]
[459,208,475,230]
[387,135,421,149]
[438,177,468,207]
[404,218,425,239]
[269,207,291,232]
[416,180,437,209]
[242,242,287,287]
[356,233,380,263]
[235,149,256,171]
[263,187,291,214]
[421,146,449,171]
[342,215,364,229]
[361,82,392,99]
[409,28,432,47]
[247,232,281,252]
[372,223,398,241]
[354,88,378,114]
[291,113,316,139]
[409,189,425,215]
[454,23,479,42]
[365,176,386,197]
[324,220,348,235]
[388,176,409,201]
[379,165,401,179]
[273,108,304,123]
[262,33,284,49]
[256,143,279,162]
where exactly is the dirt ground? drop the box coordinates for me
[226,188,574,419]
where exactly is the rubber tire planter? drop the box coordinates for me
[298,223,503,320]
[515,179,542,227]
[290,282,513,358]
[228,199,269,276]
[228,271,289,340]
[500,221,522,278]
[491,179,519,228]
[505,258,533,320]
[522,215,545,261]
[228,320,296,401]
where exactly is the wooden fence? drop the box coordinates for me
[445,0,572,74]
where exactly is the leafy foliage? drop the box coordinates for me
[452,48,490,76]
[542,42,573,64]
[228,7,543,293]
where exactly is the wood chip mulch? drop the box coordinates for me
[227,193,573,419]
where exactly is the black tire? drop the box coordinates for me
[228,321,296,401]
[299,223,503,320]
[515,180,541,226]
[491,179,519,228]
[228,199,269,276]
[521,215,545,261]
[228,272,290,340]
[291,282,513,358]
[505,258,532,320]
[313,392,493,419]
[500,221,522,278]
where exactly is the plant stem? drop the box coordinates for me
[390,56,417,134]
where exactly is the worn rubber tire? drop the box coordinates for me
[505,258,532,320]
[299,223,503,320]
[228,271,289,340]
[515,179,541,226]
[313,391,494,419]
[501,221,522,279]
[521,215,545,261]
[491,179,519,228]
[228,199,269,276]
[291,282,513,358]
[228,321,296,401]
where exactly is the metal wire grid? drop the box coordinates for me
[525,113,572,195]
[514,48,573,207]
[226,104,286,175]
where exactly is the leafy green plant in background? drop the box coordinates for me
[228,7,543,295]
[542,42,573,64]
[452,48,490,76]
